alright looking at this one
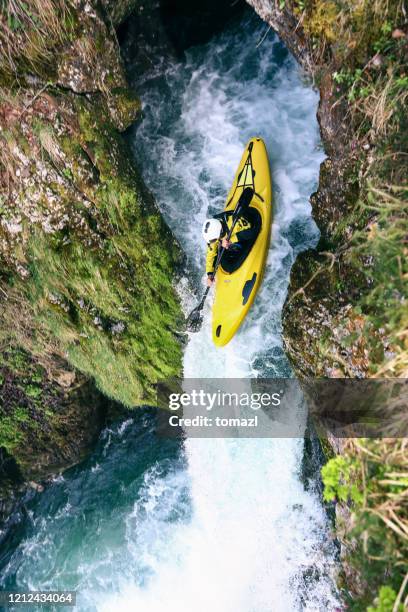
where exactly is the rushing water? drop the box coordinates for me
[0,9,340,611]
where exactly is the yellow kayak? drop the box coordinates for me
[212,137,272,347]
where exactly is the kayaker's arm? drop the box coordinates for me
[205,239,219,282]
[203,214,255,286]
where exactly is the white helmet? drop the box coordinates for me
[202,218,222,242]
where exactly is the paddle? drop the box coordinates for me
[186,192,250,333]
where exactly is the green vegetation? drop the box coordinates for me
[27,222,182,405]
[280,1,407,608]
[10,94,183,406]
[323,440,408,611]
[0,411,26,453]
[0,0,183,409]
[287,0,407,376]
[321,455,363,505]
[0,92,183,406]
[0,349,49,456]
[368,587,404,612]
[0,0,76,83]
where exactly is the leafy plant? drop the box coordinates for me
[25,384,42,398]
[367,586,404,612]
[323,439,408,610]
[321,455,363,504]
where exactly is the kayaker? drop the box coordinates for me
[202,187,257,286]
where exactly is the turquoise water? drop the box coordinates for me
[0,413,189,604]
[0,9,340,611]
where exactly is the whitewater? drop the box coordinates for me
[121,9,339,611]
[0,9,340,611]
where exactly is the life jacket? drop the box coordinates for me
[205,212,254,275]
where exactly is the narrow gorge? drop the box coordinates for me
[0,1,406,610]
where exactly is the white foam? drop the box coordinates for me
[120,12,339,612]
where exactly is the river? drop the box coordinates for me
[0,8,340,611]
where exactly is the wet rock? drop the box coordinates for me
[56,370,77,387]
[28,481,44,492]
[56,3,126,95]
[0,346,116,527]
[106,88,142,130]
[246,0,311,68]
[102,0,140,26]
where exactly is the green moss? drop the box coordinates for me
[1,347,32,373]
[107,88,142,130]
[0,406,30,453]
[20,94,183,406]
[24,384,42,399]
[26,219,182,406]
[302,0,339,42]
[0,82,184,409]
[0,417,25,453]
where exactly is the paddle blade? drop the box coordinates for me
[186,306,204,332]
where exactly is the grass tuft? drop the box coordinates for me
[0,0,76,82]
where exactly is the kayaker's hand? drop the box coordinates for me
[206,275,214,287]
[222,238,231,249]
